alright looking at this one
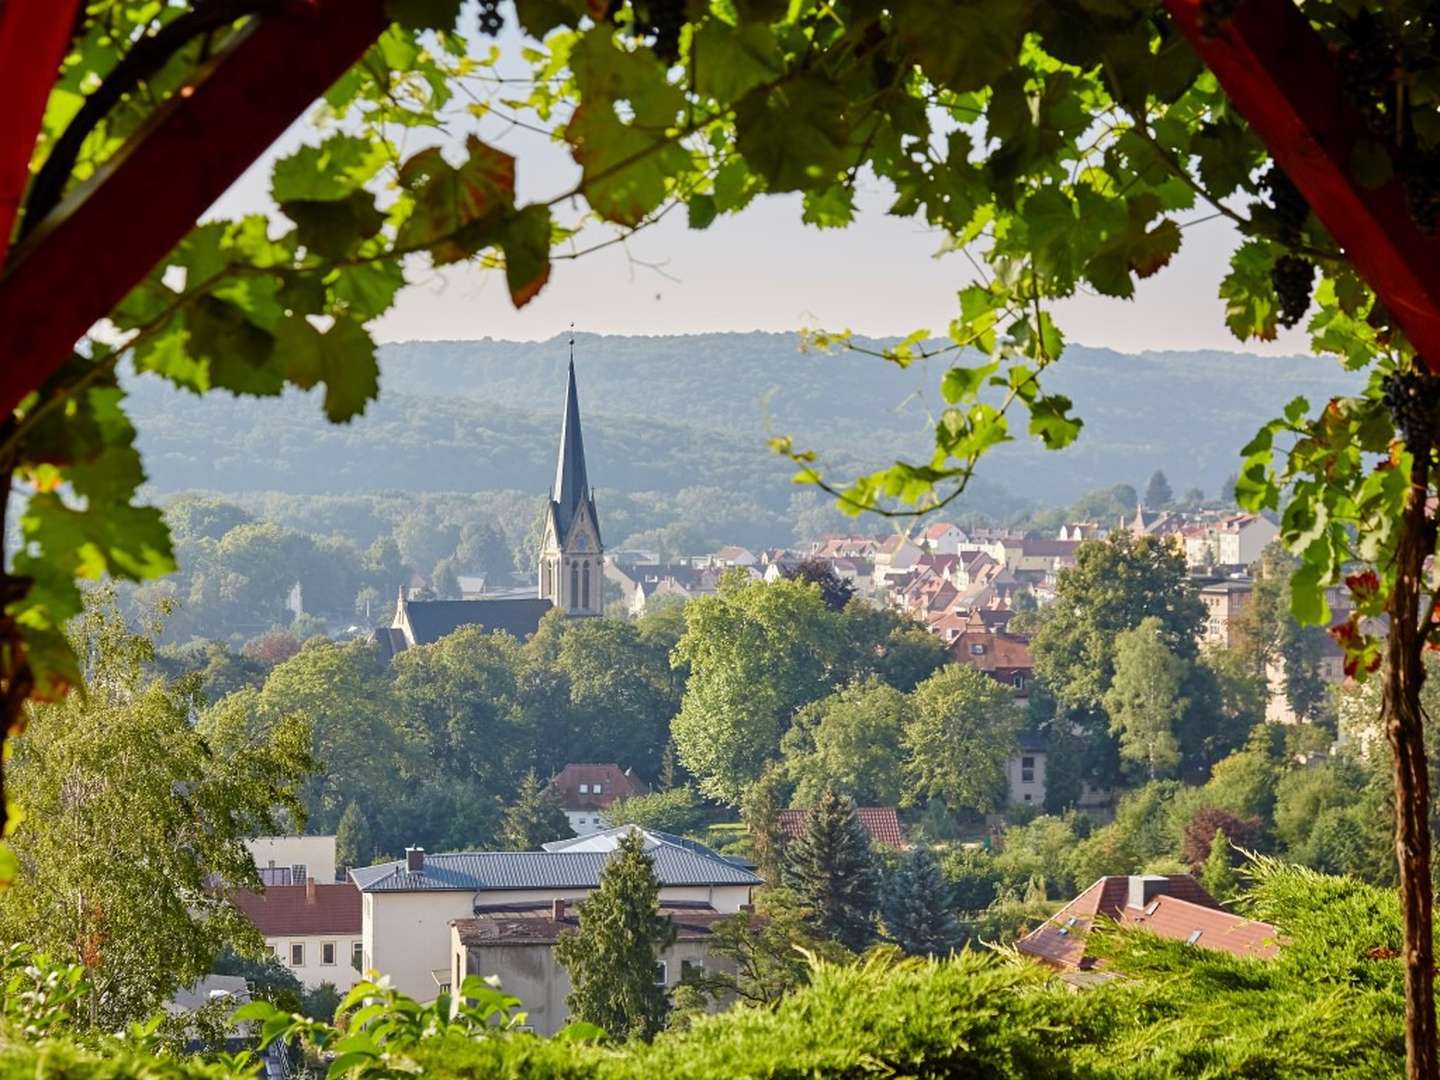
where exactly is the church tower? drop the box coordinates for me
[538,349,603,616]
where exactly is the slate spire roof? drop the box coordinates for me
[551,353,591,539]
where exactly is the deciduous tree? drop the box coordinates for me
[904,666,1018,813]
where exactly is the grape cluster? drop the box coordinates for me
[477,0,503,36]
[1197,0,1239,38]
[1338,12,1395,124]
[1404,164,1440,233]
[1271,255,1316,329]
[1382,368,1440,447]
[634,0,685,65]
[1263,164,1308,245]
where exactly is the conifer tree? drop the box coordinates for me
[741,763,789,887]
[501,769,571,851]
[554,830,677,1040]
[1202,829,1239,904]
[1144,469,1174,510]
[880,846,962,957]
[335,801,374,871]
[784,788,880,951]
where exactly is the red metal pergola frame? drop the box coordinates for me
[0,1,1436,417]
[1165,0,1440,367]
[0,0,389,419]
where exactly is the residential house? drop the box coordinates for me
[451,900,737,1035]
[1214,513,1279,567]
[1002,538,1080,577]
[777,806,906,848]
[246,835,338,885]
[350,826,761,1002]
[704,545,758,569]
[1057,522,1107,542]
[1018,874,1279,982]
[549,763,648,837]
[232,879,364,991]
[919,522,968,556]
[1005,733,1048,808]
[1198,578,1252,648]
[872,534,925,586]
[951,620,1034,695]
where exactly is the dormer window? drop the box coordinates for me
[593,782,603,794]
[971,643,985,655]
[578,783,589,794]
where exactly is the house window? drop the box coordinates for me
[579,783,589,794]
[321,942,336,966]
[681,959,705,981]
[1021,756,1035,784]
[1023,794,1032,803]
[654,961,668,985]
[1013,674,1026,690]
[970,643,985,655]
[290,943,305,967]
[593,782,603,794]
[352,942,364,972]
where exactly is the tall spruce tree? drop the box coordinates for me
[784,788,880,951]
[880,846,963,957]
[554,830,677,1040]
[501,769,571,851]
[1144,470,1174,510]
[335,801,374,871]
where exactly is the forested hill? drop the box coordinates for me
[126,331,1359,509]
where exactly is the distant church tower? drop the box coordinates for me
[538,348,603,616]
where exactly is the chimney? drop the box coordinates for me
[405,847,425,874]
[1127,874,1171,910]
[552,898,567,921]
[305,876,316,903]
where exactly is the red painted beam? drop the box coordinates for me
[0,0,84,270]
[0,0,389,418]
[1164,0,1440,368]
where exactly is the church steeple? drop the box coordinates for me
[538,338,603,616]
[551,351,590,539]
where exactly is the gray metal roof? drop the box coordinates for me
[350,842,761,894]
[400,598,552,645]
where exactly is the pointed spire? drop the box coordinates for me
[552,332,590,537]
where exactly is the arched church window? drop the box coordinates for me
[570,562,579,610]
[543,562,551,598]
[582,561,591,609]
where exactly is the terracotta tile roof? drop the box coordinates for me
[549,763,647,811]
[232,882,362,937]
[951,630,1033,673]
[777,806,906,848]
[455,901,729,947]
[1017,875,1278,970]
[922,522,961,540]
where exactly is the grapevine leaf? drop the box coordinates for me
[734,76,850,193]
[501,204,553,309]
[274,316,380,423]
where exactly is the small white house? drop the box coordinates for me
[246,835,338,885]
[1005,738,1048,808]
[233,879,364,992]
[350,827,761,1002]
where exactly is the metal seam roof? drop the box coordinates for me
[350,844,761,893]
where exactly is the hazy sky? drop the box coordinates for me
[211,31,1314,358]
